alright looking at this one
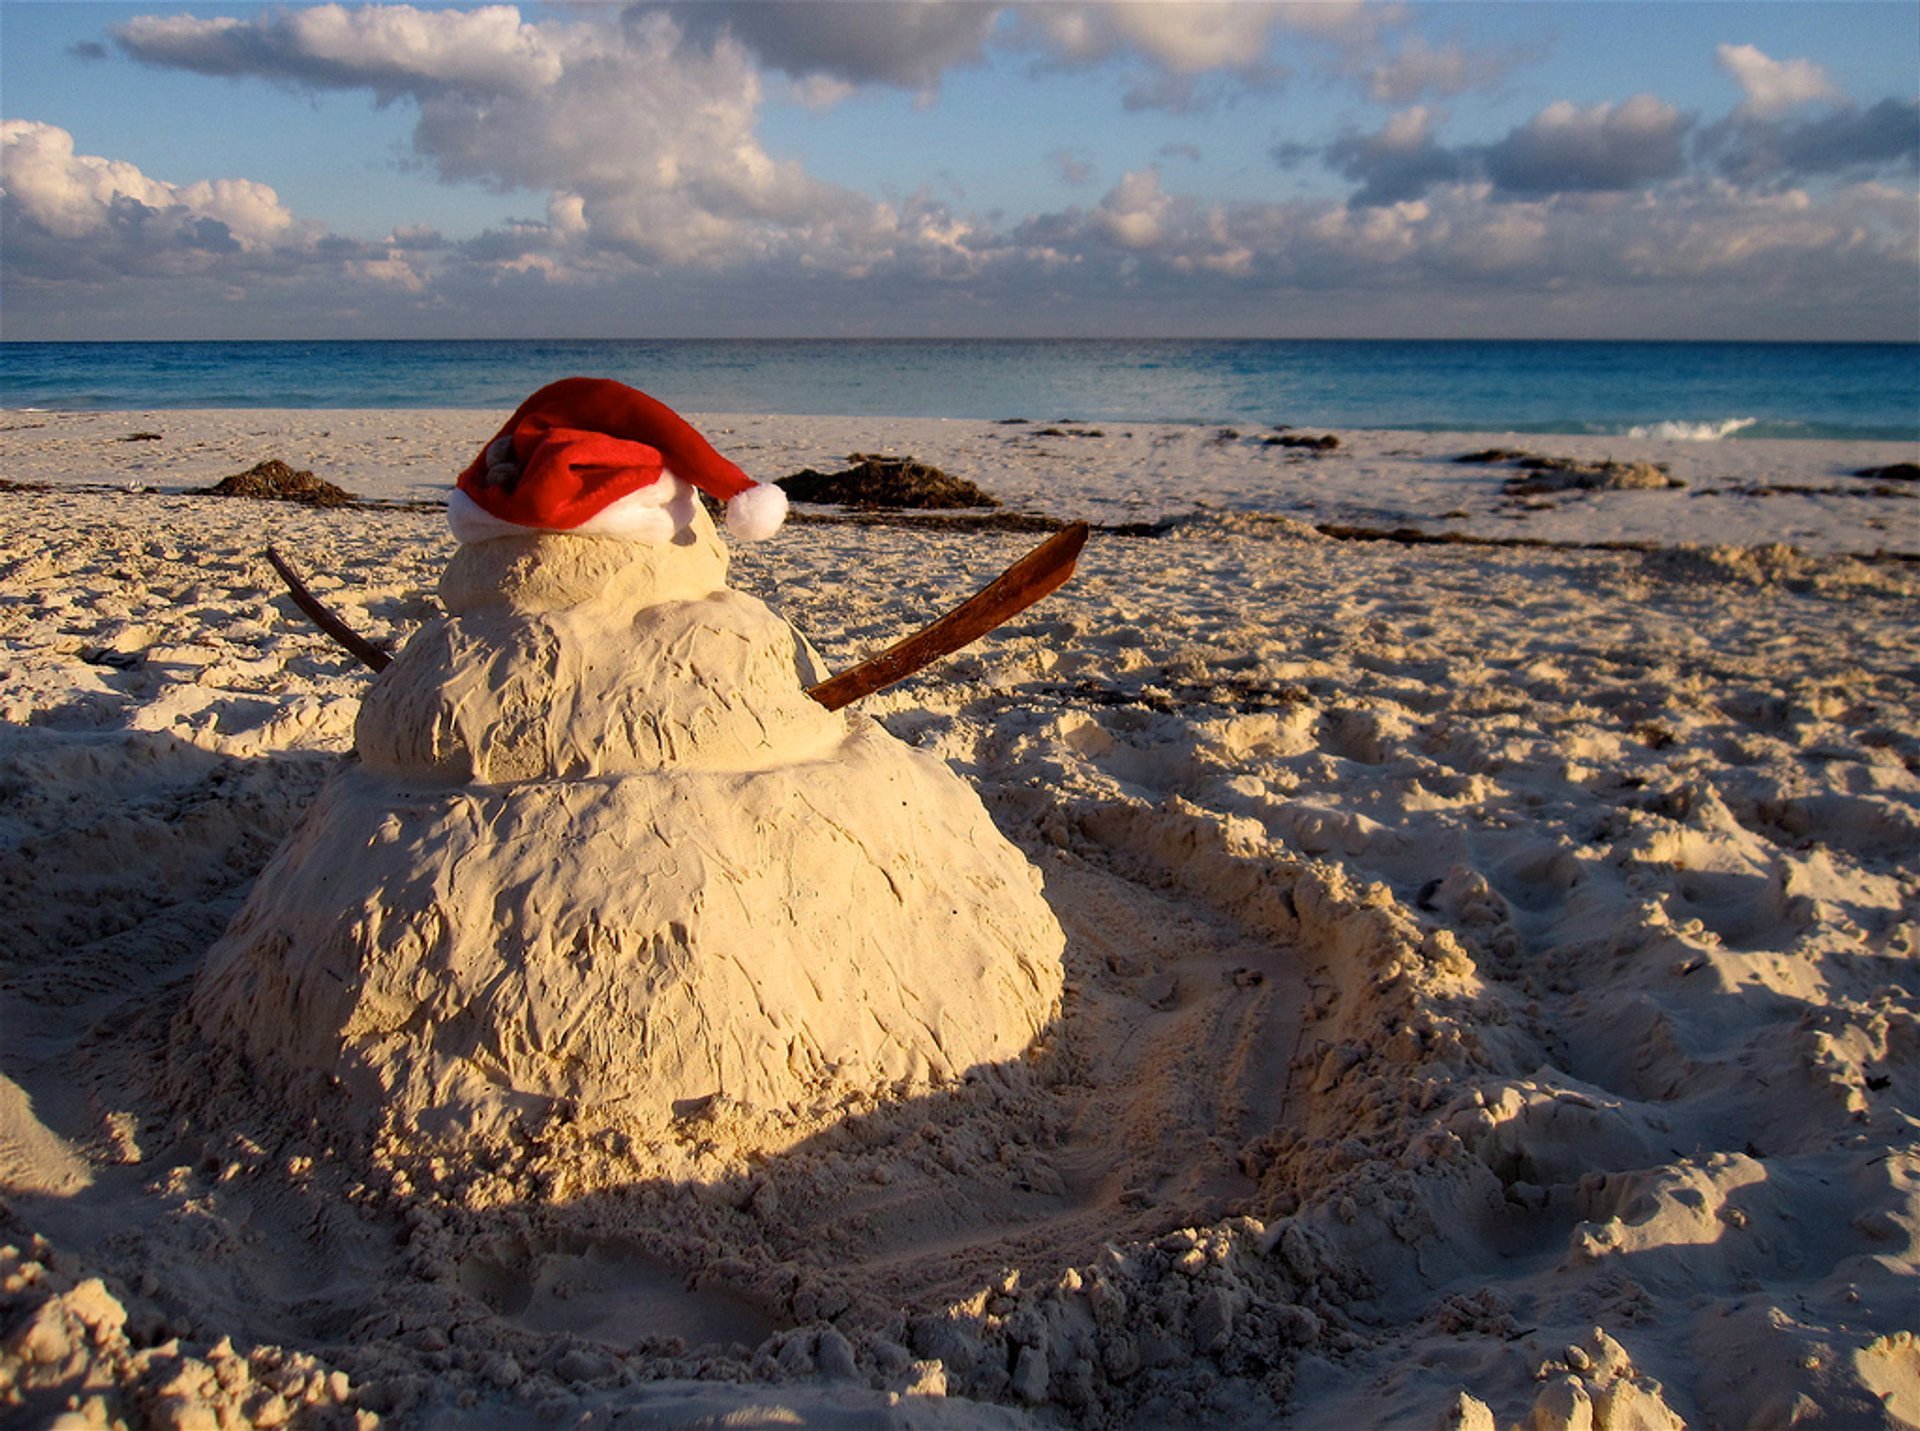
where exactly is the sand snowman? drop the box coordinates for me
[191,378,1065,1143]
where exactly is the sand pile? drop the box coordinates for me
[187,504,1064,1148]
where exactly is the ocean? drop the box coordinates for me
[3,339,1915,441]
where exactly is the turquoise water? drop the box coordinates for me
[3,339,1915,440]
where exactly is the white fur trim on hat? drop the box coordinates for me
[448,475,696,545]
[725,481,787,542]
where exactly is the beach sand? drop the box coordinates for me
[2,408,1916,1428]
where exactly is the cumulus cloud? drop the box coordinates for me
[1017,2,1287,75]
[1772,98,1919,174]
[639,1,1401,111]
[1364,34,1529,105]
[1717,43,1839,117]
[1089,169,1176,250]
[0,117,453,333]
[789,73,858,111]
[1016,172,1916,338]
[111,4,892,270]
[1006,2,1299,112]
[1483,95,1692,196]
[1,118,298,259]
[1325,108,1463,207]
[1311,85,1913,206]
[102,1,1408,274]
[1705,98,1920,185]
[9,110,1914,340]
[1303,95,1717,206]
[115,5,564,100]
[653,1,999,93]
[9,4,1915,341]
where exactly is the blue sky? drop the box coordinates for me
[3,1,1916,340]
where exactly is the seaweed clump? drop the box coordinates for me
[778,454,999,510]
[1456,448,1681,494]
[1504,456,1680,495]
[198,460,356,508]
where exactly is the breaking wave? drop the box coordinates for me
[1625,417,1760,441]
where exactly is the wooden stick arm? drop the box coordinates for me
[805,522,1087,710]
[264,520,1089,706]
[266,546,391,673]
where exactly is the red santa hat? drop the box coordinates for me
[449,377,786,545]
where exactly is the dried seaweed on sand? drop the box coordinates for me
[778,453,999,509]
[197,458,356,507]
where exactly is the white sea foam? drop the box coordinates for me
[1627,416,1759,441]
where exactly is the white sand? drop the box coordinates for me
[2,407,1917,1428]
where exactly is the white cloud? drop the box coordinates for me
[1021,2,1288,75]
[630,1,1406,109]
[1010,1,1361,109]
[1324,107,1463,207]
[998,160,1914,329]
[0,119,296,248]
[546,192,588,238]
[1717,43,1839,118]
[789,73,859,111]
[7,6,1914,341]
[656,2,999,94]
[1703,97,1920,184]
[8,122,1913,339]
[0,118,460,328]
[112,5,894,270]
[115,4,563,99]
[1605,178,1908,280]
[1380,106,1436,151]
[1365,34,1521,104]
[1483,95,1692,195]
[1093,169,1175,249]
[349,254,428,291]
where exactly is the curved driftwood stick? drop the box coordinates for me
[265,520,1090,705]
[266,545,391,673]
[805,522,1089,710]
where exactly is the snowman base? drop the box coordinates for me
[191,719,1064,1146]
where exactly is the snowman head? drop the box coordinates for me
[449,377,786,546]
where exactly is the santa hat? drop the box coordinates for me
[449,377,786,545]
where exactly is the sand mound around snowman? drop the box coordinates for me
[188,518,1064,1146]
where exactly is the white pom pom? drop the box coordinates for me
[725,482,787,541]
